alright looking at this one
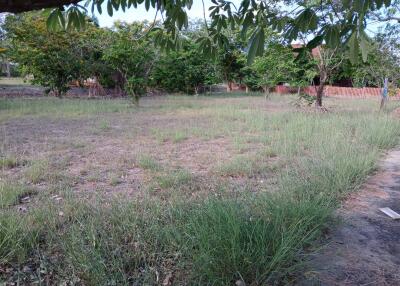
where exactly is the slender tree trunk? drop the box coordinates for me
[245,85,249,93]
[297,86,301,97]
[316,83,324,107]
[54,89,62,98]
[132,94,140,106]
[316,69,327,107]
[5,61,10,78]
[227,81,233,92]
[263,86,270,99]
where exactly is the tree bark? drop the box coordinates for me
[227,81,233,93]
[316,69,327,107]
[5,61,10,78]
[316,84,324,107]
[263,86,270,99]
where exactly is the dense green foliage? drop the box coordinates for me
[151,42,216,94]
[252,43,300,93]
[38,0,399,65]
[102,22,155,103]
[2,9,400,105]
[4,13,88,96]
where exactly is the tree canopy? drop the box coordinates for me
[2,0,399,64]
[3,3,400,106]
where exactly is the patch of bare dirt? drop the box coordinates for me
[301,150,400,285]
[1,113,247,199]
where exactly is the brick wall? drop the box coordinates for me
[275,85,400,99]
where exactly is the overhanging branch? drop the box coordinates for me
[0,0,81,13]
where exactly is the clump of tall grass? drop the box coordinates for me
[0,182,32,208]
[13,195,327,284]
[0,156,25,169]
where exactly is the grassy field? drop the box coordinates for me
[1,94,400,285]
[0,77,32,86]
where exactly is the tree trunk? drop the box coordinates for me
[263,86,270,99]
[297,86,301,97]
[245,85,249,93]
[316,69,327,107]
[5,61,10,78]
[132,94,140,106]
[54,89,62,98]
[316,83,324,107]
[227,81,233,93]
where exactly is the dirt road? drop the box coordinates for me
[302,150,400,285]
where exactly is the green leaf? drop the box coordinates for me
[348,31,359,64]
[383,0,392,6]
[325,26,339,48]
[47,9,65,32]
[247,28,265,64]
[97,1,103,14]
[306,35,323,49]
[295,9,318,33]
[359,30,370,62]
[374,0,384,8]
[107,1,113,16]
[111,0,119,10]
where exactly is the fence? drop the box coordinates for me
[275,85,400,99]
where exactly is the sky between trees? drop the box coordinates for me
[95,0,239,27]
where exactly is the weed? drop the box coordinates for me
[156,169,193,189]
[0,156,22,169]
[25,160,49,184]
[172,131,188,143]
[0,182,32,208]
[109,176,123,186]
[136,155,162,172]
[98,120,111,132]
[215,155,269,177]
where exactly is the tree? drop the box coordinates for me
[151,41,216,94]
[216,45,246,92]
[0,16,13,78]
[4,12,90,96]
[102,21,155,104]
[241,66,260,93]
[307,47,345,107]
[351,35,400,88]
[291,52,318,96]
[251,43,299,95]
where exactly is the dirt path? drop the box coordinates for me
[302,150,400,285]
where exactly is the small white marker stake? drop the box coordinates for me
[379,207,400,220]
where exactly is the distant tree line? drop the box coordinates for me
[1,11,400,105]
